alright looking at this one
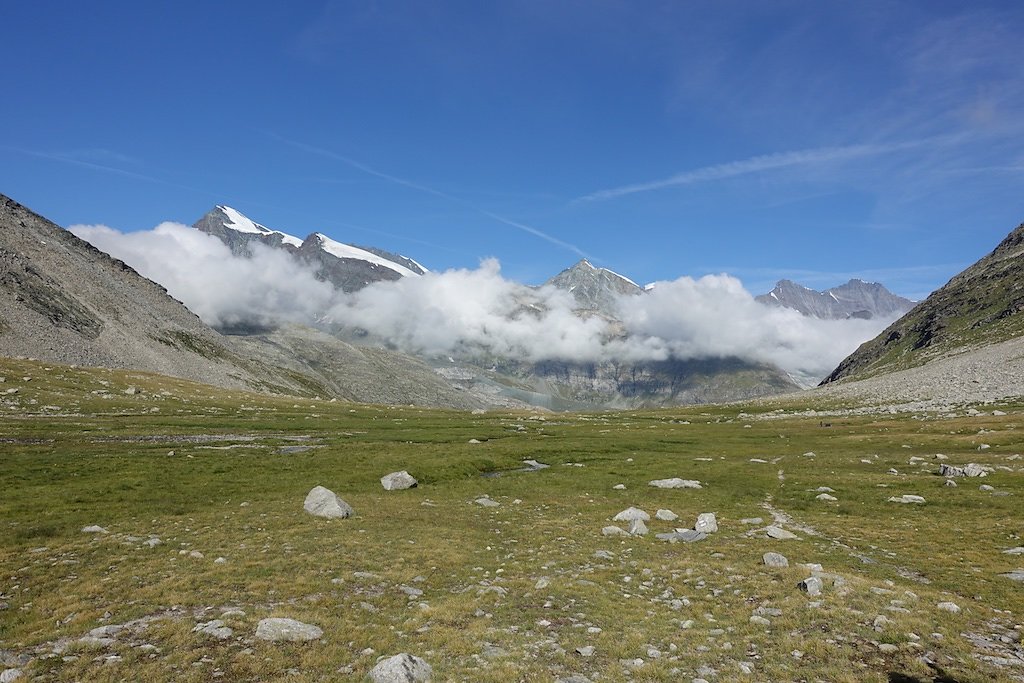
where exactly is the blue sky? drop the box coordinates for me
[2,1,1023,298]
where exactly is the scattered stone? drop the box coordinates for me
[1000,569,1024,582]
[750,615,771,626]
[887,495,926,504]
[628,519,649,536]
[475,497,501,507]
[1002,547,1024,555]
[815,486,835,493]
[368,653,432,682]
[81,525,108,534]
[675,529,707,543]
[612,484,626,490]
[303,486,353,519]
[655,509,678,521]
[602,525,630,537]
[944,479,958,488]
[741,517,763,525]
[576,645,596,657]
[816,493,838,502]
[522,459,549,470]
[936,602,960,613]
[648,478,702,489]
[381,471,418,490]
[468,439,481,444]
[193,620,233,640]
[0,670,23,683]
[979,484,994,492]
[695,513,718,534]
[612,507,650,522]
[534,577,550,590]
[254,618,323,642]
[798,577,823,596]
[593,550,615,560]
[481,645,507,659]
[939,463,990,478]
[763,552,789,568]
[765,526,798,540]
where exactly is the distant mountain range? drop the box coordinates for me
[756,278,914,320]
[194,206,425,292]
[13,195,1000,411]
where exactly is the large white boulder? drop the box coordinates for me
[381,471,418,490]
[303,486,353,519]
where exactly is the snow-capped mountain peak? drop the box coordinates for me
[218,205,303,247]
[309,233,421,278]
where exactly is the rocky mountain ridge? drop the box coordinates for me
[823,220,1024,384]
[193,206,425,292]
[756,278,914,320]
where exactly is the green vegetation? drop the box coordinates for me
[1,356,1022,681]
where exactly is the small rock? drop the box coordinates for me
[612,507,650,522]
[612,484,626,490]
[944,479,958,488]
[979,484,994,492]
[628,519,649,536]
[381,471,418,491]
[648,478,702,489]
[254,618,322,642]
[303,485,353,519]
[765,526,798,540]
[816,493,838,502]
[798,577,823,596]
[1000,569,1024,582]
[695,513,718,534]
[749,615,771,626]
[815,486,835,493]
[193,620,233,640]
[576,645,596,657]
[762,552,789,568]
[81,525,108,534]
[522,459,549,470]
[741,517,763,525]
[936,602,960,613]
[368,653,432,682]
[475,497,500,507]
[675,529,707,543]
[602,525,630,537]
[1002,547,1024,555]
[887,495,926,504]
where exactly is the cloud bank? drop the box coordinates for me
[71,223,895,384]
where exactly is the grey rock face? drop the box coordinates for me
[254,618,322,642]
[544,259,642,317]
[368,653,433,682]
[381,471,418,490]
[303,486,353,519]
[757,278,913,320]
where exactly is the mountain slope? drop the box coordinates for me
[823,221,1024,383]
[0,194,267,389]
[193,206,425,292]
[757,279,913,320]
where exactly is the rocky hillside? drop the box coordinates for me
[823,220,1024,384]
[194,206,425,292]
[0,194,270,389]
[757,279,913,320]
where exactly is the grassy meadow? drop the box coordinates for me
[1,356,1023,682]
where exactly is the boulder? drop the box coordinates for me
[254,618,322,642]
[655,509,678,521]
[602,525,629,537]
[381,471,418,491]
[816,493,838,502]
[368,653,433,682]
[762,552,789,568]
[765,526,798,540]
[628,519,649,536]
[797,577,823,596]
[887,494,926,504]
[612,507,650,522]
[695,513,718,534]
[303,486,353,519]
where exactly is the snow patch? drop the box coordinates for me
[219,206,303,247]
[313,234,420,278]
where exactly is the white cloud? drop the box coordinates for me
[72,223,895,383]
[69,222,336,328]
